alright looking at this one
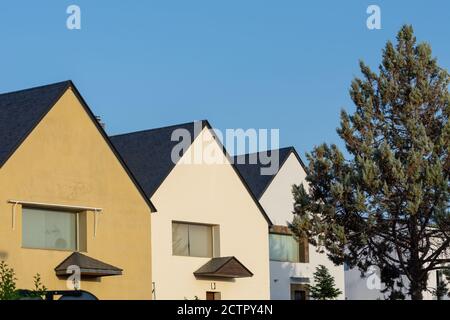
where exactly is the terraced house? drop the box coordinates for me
[235,147,345,300]
[0,81,343,300]
[0,81,155,299]
[111,120,271,300]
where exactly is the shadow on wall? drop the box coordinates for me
[56,276,102,283]
[193,276,236,283]
[270,261,312,300]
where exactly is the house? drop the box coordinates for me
[0,81,155,299]
[345,257,446,300]
[110,120,271,300]
[234,147,345,300]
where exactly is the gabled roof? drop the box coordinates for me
[111,120,272,225]
[234,147,307,200]
[110,121,205,199]
[0,81,156,212]
[194,256,253,278]
[0,81,71,168]
[55,252,122,277]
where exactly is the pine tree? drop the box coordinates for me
[290,25,449,300]
[309,265,342,300]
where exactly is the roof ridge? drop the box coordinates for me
[111,119,207,138]
[234,146,295,158]
[0,80,72,97]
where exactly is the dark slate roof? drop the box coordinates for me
[194,256,253,278]
[0,81,71,167]
[55,252,122,277]
[233,147,296,199]
[110,121,205,198]
[0,80,156,212]
[111,120,273,225]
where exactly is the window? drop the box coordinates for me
[206,292,221,300]
[269,233,309,263]
[172,222,218,258]
[22,207,79,251]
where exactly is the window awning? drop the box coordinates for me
[55,252,122,277]
[194,256,253,279]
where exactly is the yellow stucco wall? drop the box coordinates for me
[151,127,270,300]
[0,88,152,300]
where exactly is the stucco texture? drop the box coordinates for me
[260,152,345,300]
[151,128,270,300]
[0,88,152,299]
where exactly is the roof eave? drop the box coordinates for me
[0,81,72,169]
[67,82,157,213]
[201,120,273,226]
[55,268,123,277]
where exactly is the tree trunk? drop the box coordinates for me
[410,280,423,300]
[409,262,424,300]
[409,217,424,300]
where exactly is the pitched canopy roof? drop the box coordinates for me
[55,252,122,277]
[234,147,306,200]
[111,120,272,225]
[0,81,156,212]
[194,256,253,278]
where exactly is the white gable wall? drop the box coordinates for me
[259,153,307,226]
[150,127,270,300]
[259,152,345,300]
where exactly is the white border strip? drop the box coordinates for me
[8,199,102,212]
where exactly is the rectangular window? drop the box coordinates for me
[22,207,78,251]
[269,233,309,263]
[172,222,214,258]
[206,292,221,300]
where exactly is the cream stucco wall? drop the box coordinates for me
[0,88,152,300]
[150,127,270,300]
[259,152,345,300]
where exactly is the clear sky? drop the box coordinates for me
[0,1,448,156]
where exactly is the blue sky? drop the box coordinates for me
[0,1,448,156]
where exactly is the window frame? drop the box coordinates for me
[172,221,218,258]
[269,232,309,263]
[21,206,81,252]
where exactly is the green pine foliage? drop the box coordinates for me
[309,265,342,300]
[290,25,449,300]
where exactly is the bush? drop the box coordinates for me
[0,261,19,300]
[0,261,47,300]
